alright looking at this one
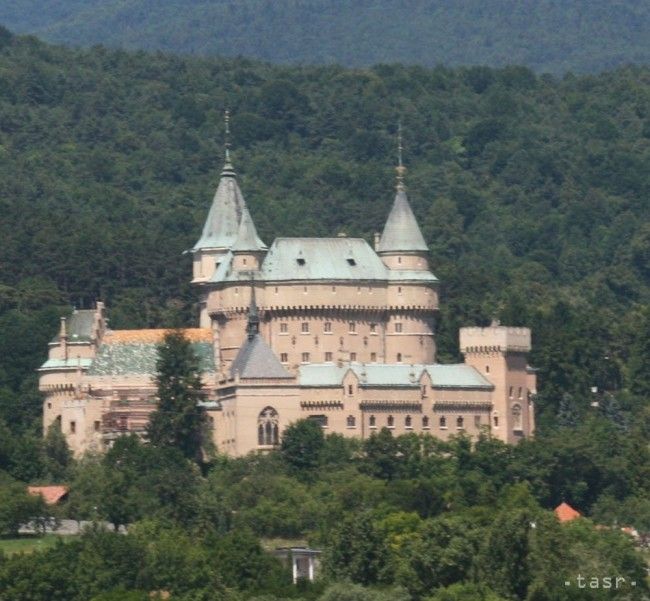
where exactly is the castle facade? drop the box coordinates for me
[40,151,536,456]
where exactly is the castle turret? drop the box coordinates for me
[191,156,244,283]
[376,128,429,271]
[231,205,268,271]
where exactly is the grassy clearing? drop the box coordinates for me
[0,534,64,555]
[260,537,308,552]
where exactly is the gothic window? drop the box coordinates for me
[439,416,447,429]
[512,404,523,431]
[347,415,356,428]
[422,416,430,428]
[405,415,412,428]
[494,415,499,427]
[387,415,395,428]
[457,416,464,429]
[258,407,279,446]
[369,415,376,427]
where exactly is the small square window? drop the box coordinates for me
[94,420,101,432]
[280,353,288,363]
[347,258,356,266]
[350,352,357,361]
[297,257,306,265]
[395,323,403,333]
[280,322,288,333]
[370,323,377,333]
[301,322,310,333]
[370,352,377,362]
[301,352,310,363]
[325,352,333,362]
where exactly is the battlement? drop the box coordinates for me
[459,325,531,354]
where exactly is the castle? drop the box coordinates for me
[39,136,536,456]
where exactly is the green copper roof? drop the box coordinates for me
[377,189,428,253]
[299,363,493,389]
[192,162,245,251]
[88,342,215,376]
[51,310,96,343]
[39,358,93,371]
[213,237,389,282]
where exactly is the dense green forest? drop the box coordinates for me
[0,27,648,600]
[1,0,650,74]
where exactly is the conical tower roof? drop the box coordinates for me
[377,187,428,253]
[230,289,292,379]
[192,159,245,251]
[231,205,267,252]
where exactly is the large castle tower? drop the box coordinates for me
[191,126,438,375]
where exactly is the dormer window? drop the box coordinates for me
[347,258,356,266]
[297,257,306,266]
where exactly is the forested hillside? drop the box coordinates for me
[0,26,648,437]
[1,0,650,74]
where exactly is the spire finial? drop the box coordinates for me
[224,109,231,163]
[220,109,236,177]
[396,120,406,191]
[246,279,260,339]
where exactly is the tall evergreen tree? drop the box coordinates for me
[147,331,206,464]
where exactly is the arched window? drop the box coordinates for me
[369,415,376,427]
[347,415,356,428]
[512,404,523,431]
[405,415,412,428]
[258,407,279,446]
[387,415,395,427]
[439,416,447,428]
[456,416,464,429]
[422,416,429,428]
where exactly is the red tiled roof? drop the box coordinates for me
[555,502,581,522]
[27,485,69,505]
[104,329,211,344]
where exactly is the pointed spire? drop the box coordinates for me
[396,121,406,191]
[377,123,428,254]
[192,109,246,251]
[231,205,267,252]
[246,282,260,339]
[221,109,236,177]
